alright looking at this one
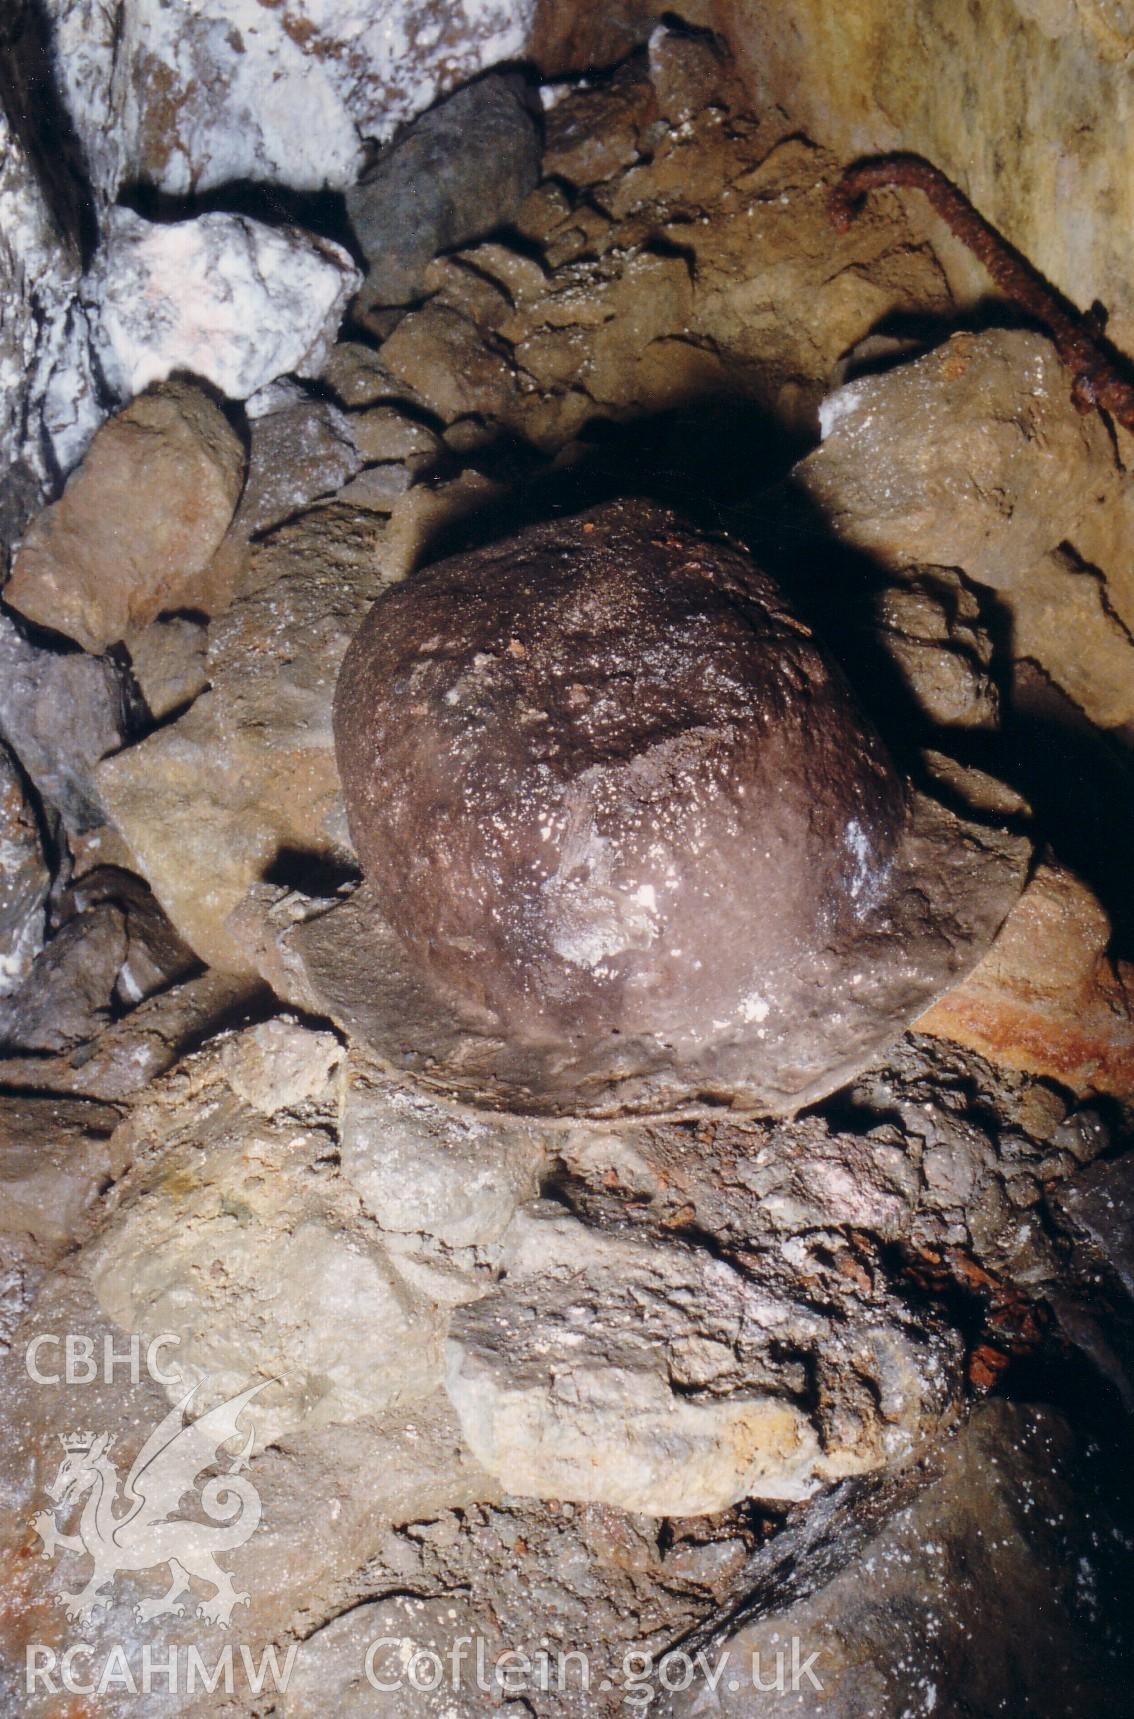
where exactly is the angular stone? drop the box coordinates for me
[799,330,1120,587]
[347,73,542,312]
[43,0,538,202]
[125,614,209,721]
[88,208,360,403]
[7,380,245,652]
[0,1095,120,1255]
[0,902,127,1054]
[0,740,49,995]
[340,1054,545,1249]
[283,1595,505,1717]
[84,1022,446,1444]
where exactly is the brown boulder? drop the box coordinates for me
[6,379,245,652]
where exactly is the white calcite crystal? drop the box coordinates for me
[42,0,537,201]
[86,208,361,402]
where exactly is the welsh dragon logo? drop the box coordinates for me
[31,1381,266,1626]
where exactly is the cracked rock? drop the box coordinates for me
[444,1202,959,1516]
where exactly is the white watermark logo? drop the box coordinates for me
[31,1380,266,1627]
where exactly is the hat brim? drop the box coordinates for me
[284,784,1029,1121]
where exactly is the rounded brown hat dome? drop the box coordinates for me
[330,499,1027,1117]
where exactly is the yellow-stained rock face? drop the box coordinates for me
[713,0,1134,354]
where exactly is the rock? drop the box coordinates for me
[0,967,257,1104]
[0,1094,120,1352]
[64,864,200,1007]
[283,1595,505,1717]
[0,740,49,995]
[6,380,245,652]
[0,609,132,835]
[0,900,127,1054]
[873,568,999,729]
[125,613,209,720]
[0,79,95,501]
[665,1401,1126,1717]
[713,0,1134,358]
[96,504,388,972]
[1049,1150,1134,1305]
[84,1021,447,1445]
[347,72,541,313]
[87,208,360,403]
[340,1055,545,1249]
[0,1095,120,1254]
[205,387,365,603]
[917,859,1134,1098]
[445,1202,959,1516]
[1008,545,1134,733]
[799,330,1120,587]
[43,0,539,203]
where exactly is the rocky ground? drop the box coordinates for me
[1,15,1133,1719]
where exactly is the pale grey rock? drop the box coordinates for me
[347,72,542,311]
[86,208,360,402]
[445,1203,959,1516]
[0,739,49,995]
[0,98,95,505]
[340,1054,545,1248]
[43,0,537,202]
[0,609,132,834]
[220,1016,345,1115]
[85,1023,448,1444]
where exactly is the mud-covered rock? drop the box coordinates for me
[445,1201,960,1516]
[332,496,1027,1115]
